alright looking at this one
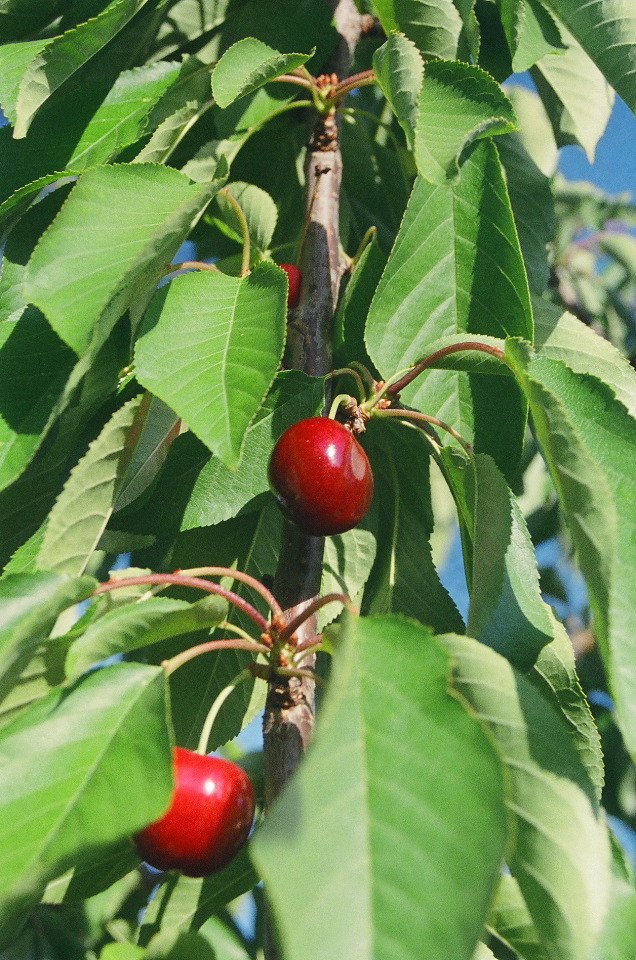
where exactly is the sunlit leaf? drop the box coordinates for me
[252,614,509,960]
[0,661,172,947]
[135,262,286,469]
[211,37,314,109]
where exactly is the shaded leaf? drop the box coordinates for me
[138,847,257,945]
[0,570,95,705]
[444,452,554,671]
[1,0,155,138]
[361,418,464,634]
[37,395,145,576]
[181,370,324,530]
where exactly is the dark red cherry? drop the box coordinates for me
[279,263,302,308]
[268,417,374,536]
[134,748,255,877]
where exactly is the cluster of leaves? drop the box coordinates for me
[2,1,636,959]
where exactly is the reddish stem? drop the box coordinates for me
[163,638,269,675]
[93,574,270,632]
[271,73,315,91]
[331,69,375,102]
[385,341,506,396]
[277,592,352,642]
[177,566,283,617]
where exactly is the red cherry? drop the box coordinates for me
[279,262,302,309]
[134,747,255,877]
[268,417,374,536]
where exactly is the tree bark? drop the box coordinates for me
[262,4,362,957]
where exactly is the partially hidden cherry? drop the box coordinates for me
[279,262,302,309]
[268,416,374,536]
[134,747,255,877]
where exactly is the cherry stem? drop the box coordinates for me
[197,669,252,755]
[349,361,378,394]
[374,407,473,454]
[163,639,269,677]
[176,566,283,617]
[220,187,251,276]
[385,341,506,396]
[330,69,376,103]
[271,72,314,91]
[329,365,366,400]
[328,392,355,420]
[93,574,270,632]
[277,592,352,642]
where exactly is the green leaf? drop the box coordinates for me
[144,929,217,960]
[530,608,605,800]
[506,342,636,763]
[1,0,155,138]
[138,847,257,945]
[319,527,377,629]
[252,613,509,960]
[37,395,146,576]
[0,661,172,947]
[372,32,423,149]
[488,873,549,960]
[365,142,531,479]
[500,0,566,73]
[0,0,63,43]
[113,394,181,514]
[414,59,517,184]
[505,83,558,177]
[496,131,555,294]
[66,594,228,678]
[211,37,314,109]
[25,162,228,356]
[444,452,554,671]
[591,861,636,960]
[67,60,183,169]
[372,0,472,60]
[540,0,636,113]
[531,25,614,161]
[210,182,278,259]
[0,571,95,705]
[443,633,611,960]
[0,307,77,492]
[361,419,464,634]
[181,370,324,529]
[333,228,386,374]
[533,297,636,419]
[135,262,287,469]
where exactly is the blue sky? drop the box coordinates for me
[559,94,636,197]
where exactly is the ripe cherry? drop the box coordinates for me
[279,262,302,309]
[268,416,374,536]
[134,747,255,877]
